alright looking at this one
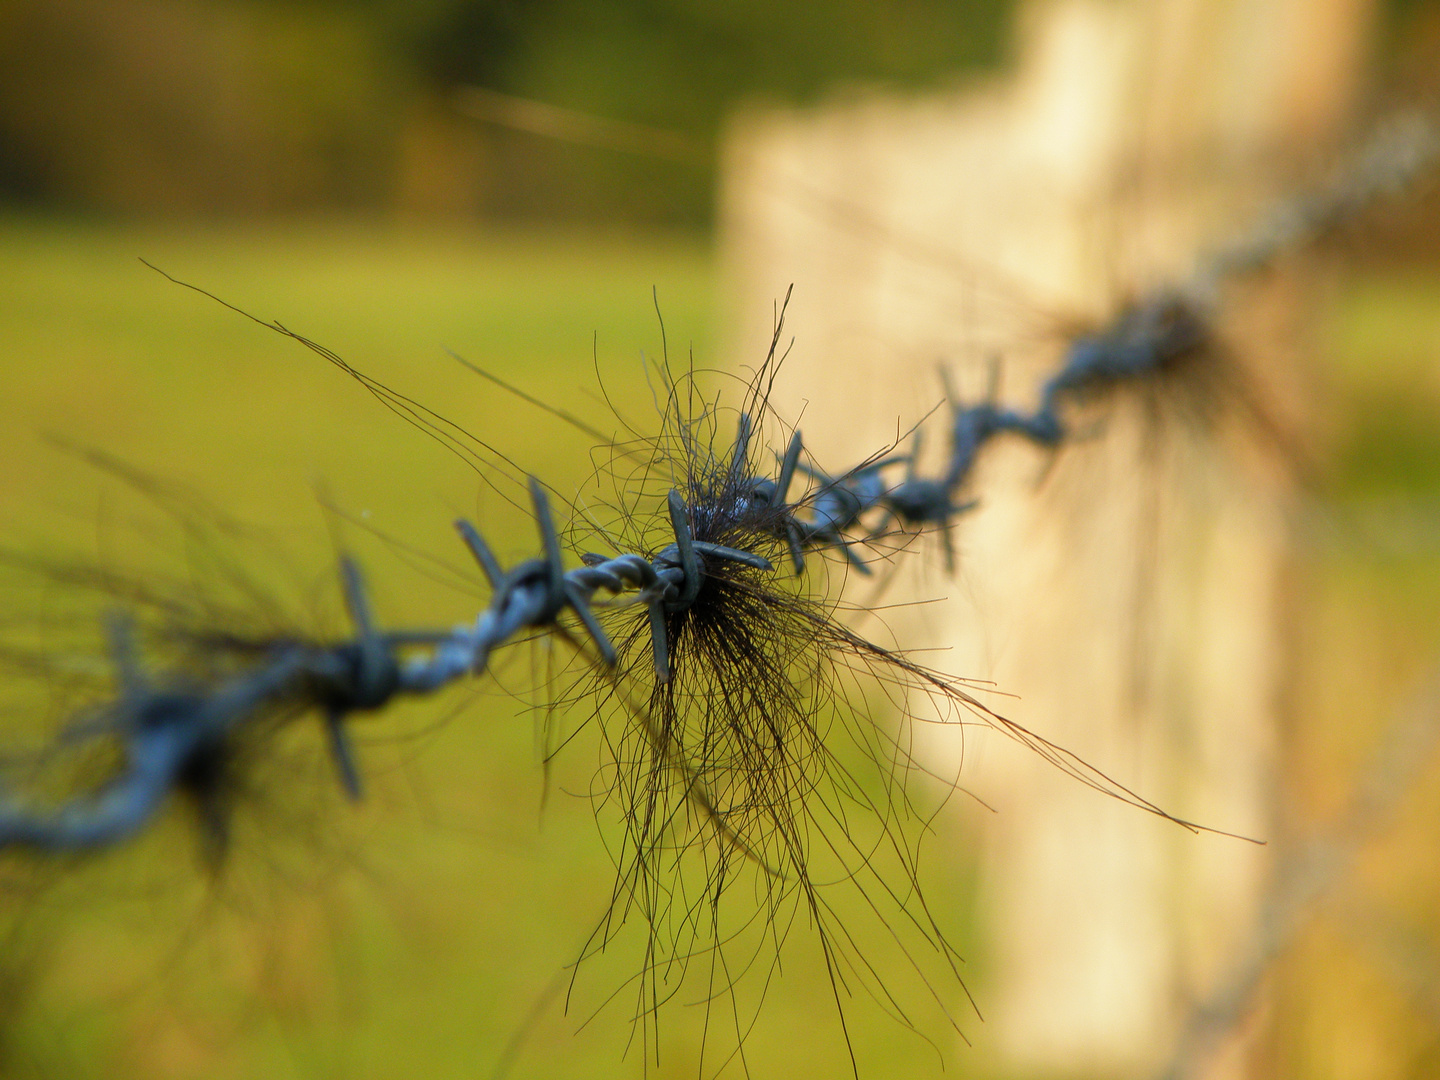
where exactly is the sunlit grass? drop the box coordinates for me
[0,216,991,1080]
[0,215,722,1079]
[4,215,1440,1080]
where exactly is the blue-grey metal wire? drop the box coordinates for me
[0,110,1433,853]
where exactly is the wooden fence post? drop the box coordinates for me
[718,0,1376,1074]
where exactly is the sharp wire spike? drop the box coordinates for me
[105,611,147,701]
[665,488,702,611]
[731,412,753,480]
[529,476,567,612]
[455,518,504,588]
[690,541,773,572]
[776,429,802,507]
[648,600,671,683]
[5,112,1431,1067]
[326,708,364,801]
[564,580,618,666]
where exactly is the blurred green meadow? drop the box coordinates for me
[3,211,1440,1080]
[4,1,1440,1077]
[0,216,994,1079]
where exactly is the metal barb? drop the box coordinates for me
[664,489,703,612]
[7,115,1434,855]
[455,518,504,588]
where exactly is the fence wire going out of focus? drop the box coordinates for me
[0,103,1434,1079]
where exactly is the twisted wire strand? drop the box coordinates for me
[0,109,1433,862]
[771,110,1440,561]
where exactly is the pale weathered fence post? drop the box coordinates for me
[718,0,1375,1074]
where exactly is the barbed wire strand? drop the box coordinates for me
[2,104,1433,850]
[0,104,1434,1077]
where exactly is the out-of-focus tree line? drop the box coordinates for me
[0,0,1012,225]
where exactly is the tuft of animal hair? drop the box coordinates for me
[501,306,1232,1075]
[0,273,1257,1078]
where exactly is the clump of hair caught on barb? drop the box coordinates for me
[84,268,1238,1077]
[554,319,946,1076]
[536,295,1222,1077]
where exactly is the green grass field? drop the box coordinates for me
[3,215,1440,1079]
[0,217,994,1080]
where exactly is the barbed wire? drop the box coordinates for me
[0,104,1435,1075]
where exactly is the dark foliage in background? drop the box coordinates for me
[412,0,1011,129]
[0,0,1012,224]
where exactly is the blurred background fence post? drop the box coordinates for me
[718,0,1377,1076]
